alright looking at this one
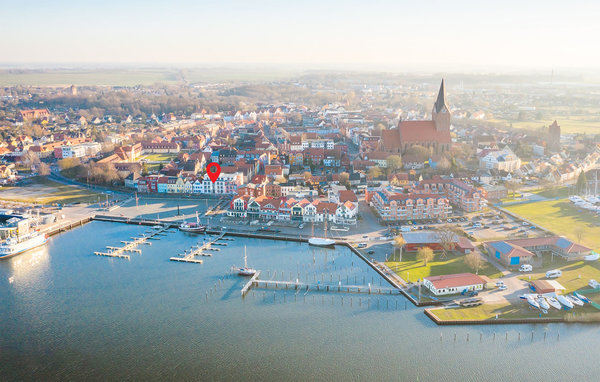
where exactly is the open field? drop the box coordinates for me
[503,118,600,135]
[430,300,598,321]
[140,153,179,162]
[0,67,296,86]
[519,260,600,294]
[385,251,503,283]
[0,176,103,204]
[504,198,600,251]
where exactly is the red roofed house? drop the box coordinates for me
[381,80,451,155]
[423,273,487,295]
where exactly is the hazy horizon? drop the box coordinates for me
[2,0,600,72]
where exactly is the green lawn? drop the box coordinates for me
[141,153,179,162]
[430,301,598,321]
[505,198,600,251]
[385,251,503,283]
[519,260,600,294]
[0,176,102,205]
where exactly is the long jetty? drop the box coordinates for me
[241,272,402,297]
[169,233,226,264]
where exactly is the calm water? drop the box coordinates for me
[1,221,599,381]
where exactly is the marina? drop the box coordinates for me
[169,233,227,263]
[93,225,170,259]
[2,220,600,381]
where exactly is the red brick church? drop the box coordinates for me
[381,80,451,155]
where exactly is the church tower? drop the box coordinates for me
[432,79,450,132]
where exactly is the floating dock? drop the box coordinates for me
[94,225,170,259]
[169,233,226,263]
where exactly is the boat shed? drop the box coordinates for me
[530,280,565,294]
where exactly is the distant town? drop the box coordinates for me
[2,71,600,324]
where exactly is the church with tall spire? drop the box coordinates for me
[381,79,451,155]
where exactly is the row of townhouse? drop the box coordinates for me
[369,189,452,222]
[229,195,358,225]
[413,178,487,212]
[136,172,243,194]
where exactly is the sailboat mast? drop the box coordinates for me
[244,245,247,268]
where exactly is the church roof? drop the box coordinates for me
[398,121,451,144]
[433,79,448,113]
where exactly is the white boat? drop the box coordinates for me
[545,296,562,310]
[556,295,574,309]
[584,253,600,261]
[526,295,540,309]
[0,232,48,259]
[574,291,591,303]
[179,212,206,233]
[567,294,584,306]
[308,238,336,247]
[536,296,550,310]
[236,246,256,276]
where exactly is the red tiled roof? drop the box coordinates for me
[398,120,451,144]
[425,273,486,289]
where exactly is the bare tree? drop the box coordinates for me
[464,252,484,274]
[416,247,435,266]
[393,235,406,261]
[574,227,585,244]
[37,162,51,176]
[435,225,459,259]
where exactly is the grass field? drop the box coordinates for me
[0,67,297,86]
[502,119,600,135]
[519,260,600,294]
[141,153,179,162]
[385,251,503,283]
[504,198,600,251]
[430,301,598,321]
[0,176,102,204]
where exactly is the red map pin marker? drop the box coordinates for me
[207,162,221,183]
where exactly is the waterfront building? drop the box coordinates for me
[369,189,452,222]
[423,273,487,296]
[413,178,487,212]
[484,236,592,266]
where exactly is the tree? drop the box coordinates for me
[339,172,350,185]
[386,155,402,172]
[404,145,430,162]
[435,225,459,259]
[574,226,585,244]
[416,247,435,266]
[394,235,406,262]
[368,166,383,180]
[303,171,312,183]
[38,162,51,176]
[505,180,520,199]
[141,162,149,176]
[576,171,588,194]
[58,157,81,170]
[464,252,484,274]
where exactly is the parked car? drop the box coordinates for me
[298,223,305,229]
[546,269,562,278]
[519,264,533,272]
[498,285,508,291]
[357,243,367,248]
[495,281,505,287]
[367,250,375,255]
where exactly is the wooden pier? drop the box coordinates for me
[240,272,402,297]
[94,225,170,259]
[169,233,226,264]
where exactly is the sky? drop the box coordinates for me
[2,0,600,71]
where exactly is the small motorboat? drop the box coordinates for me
[556,295,574,310]
[545,296,562,310]
[574,291,591,303]
[526,295,540,309]
[567,294,584,306]
[536,296,550,310]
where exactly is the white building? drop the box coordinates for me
[478,147,521,172]
[200,172,243,194]
[423,273,486,296]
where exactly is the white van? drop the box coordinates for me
[519,264,533,272]
[400,226,412,232]
[546,269,562,278]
